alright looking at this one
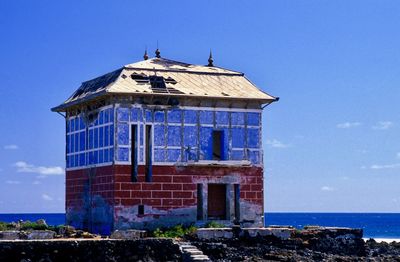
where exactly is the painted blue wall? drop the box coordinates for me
[66,107,114,169]
[115,105,262,166]
[66,105,263,170]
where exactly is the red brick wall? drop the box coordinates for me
[114,165,263,209]
[66,164,263,231]
[66,166,115,209]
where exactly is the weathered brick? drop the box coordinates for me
[120,198,141,206]
[152,191,172,198]
[173,191,193,199]
[142,183,162,191]
[152,175,172,183]
[115,175,131,182]
[245,192,257,199]
[162,199,182,206]
[182,183,196,191]
[131,190,151,198]
[162,184,182,191]
[114,190,131,198]
[121,183,141,191]
[251,184,262,191]
[142,198,161,206]
[241,184,251,191]
[183,198,196,206]
[173,176,192,183]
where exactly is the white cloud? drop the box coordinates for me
[372,121,393,130]
[6,180,21,185]
[370,163,400,170]
[4,144,18,150]
[14,161,64,176]
[42,194,53,201]
[32,181,42,185]
[396,153,400,159]
[321,186,335,191]
[266,139,290,148]
[336,122,361,129]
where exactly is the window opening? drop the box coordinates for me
[138,205,144,215]
[131,125,138,182]
[212,130,223,160]
[145,125,152,182]
[197,184,203,220]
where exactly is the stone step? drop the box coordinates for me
[183,249,203,255]
[190,254,211,261]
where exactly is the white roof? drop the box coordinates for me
[52,57,277,111]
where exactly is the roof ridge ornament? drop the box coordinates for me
[143,49,149,60]
[208,50,214,67]
[155,48,161,58]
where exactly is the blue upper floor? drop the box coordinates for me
[65,104,263,170]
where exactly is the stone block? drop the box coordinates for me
[110,229,146,239]
[0,231,20,240]
[27,230,56,240]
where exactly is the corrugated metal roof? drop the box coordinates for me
[52,57,277,111]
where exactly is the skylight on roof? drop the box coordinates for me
[149,75,166,89]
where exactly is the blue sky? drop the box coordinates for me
[0,0,399,213]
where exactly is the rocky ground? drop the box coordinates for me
[190,237,400,261]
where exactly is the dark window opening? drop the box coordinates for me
[131,125,138,182]
[212,130,224,160]
[138,205,144,215]
[149,75,166,89]
[145,125,152,182]
[197,184,204,220]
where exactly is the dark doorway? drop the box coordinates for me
[207,184,227,220]
[212,130,223,160]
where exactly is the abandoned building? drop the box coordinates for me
[52,50,278,235]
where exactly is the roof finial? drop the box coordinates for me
[155,48,161,58]
[155,41,161,58]
[207,50,214,67]
[143,48,149,60]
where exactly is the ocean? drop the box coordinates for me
[264,213,400,239]
[0,213,398,239]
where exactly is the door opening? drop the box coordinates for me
[207,184,227,220]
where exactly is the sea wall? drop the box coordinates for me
[0,238,181,262]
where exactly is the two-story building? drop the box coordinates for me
[52,50,278,234]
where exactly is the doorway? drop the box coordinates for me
[207,184,227,220]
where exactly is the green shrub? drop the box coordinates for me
[152,224,197,238]
[20,221,48,230]
[205,221,225,228]
[0,222,12,231]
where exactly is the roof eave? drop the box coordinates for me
[51,90,107,112]
[51,91,277,112]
